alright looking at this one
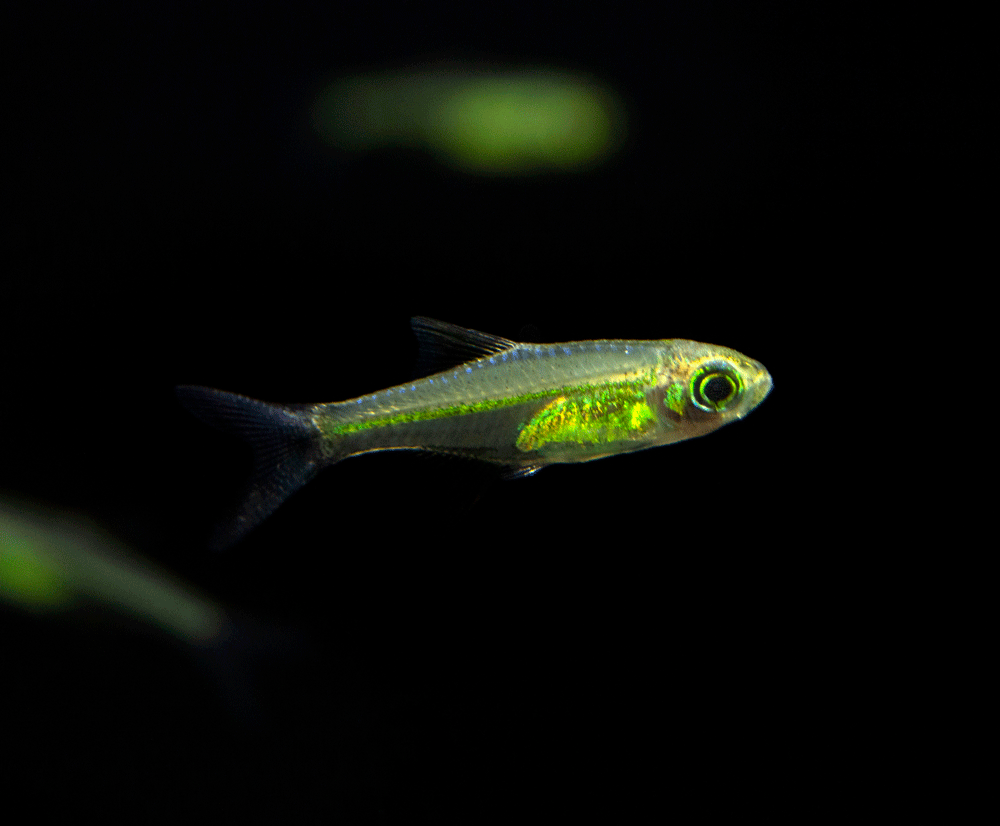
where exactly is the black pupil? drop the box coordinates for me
[703,375,733,403]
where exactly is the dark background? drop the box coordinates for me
[6,2,896,821]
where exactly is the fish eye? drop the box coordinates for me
[690,363,743,412]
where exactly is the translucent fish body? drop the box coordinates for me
[178,318,771,545]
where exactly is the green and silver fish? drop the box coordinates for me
[178,318,772,545]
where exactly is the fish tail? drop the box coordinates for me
[176,386,328,548]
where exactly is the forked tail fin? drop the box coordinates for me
[176,386,326,548]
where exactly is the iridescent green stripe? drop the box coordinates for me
[317,373,655,439]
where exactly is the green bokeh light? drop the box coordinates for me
[1,501,225,643]
[0,532,74,610]
[426,78,616,173]
[313,68,625,175]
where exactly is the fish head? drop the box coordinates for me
[650,341,772,441]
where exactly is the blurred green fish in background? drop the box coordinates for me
[178,318,771,547]
[1,496,295,724]
[311,64,626,175]
[1,497,225,643]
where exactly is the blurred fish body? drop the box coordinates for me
[311,66,625,175]
[0,498,225,644]
[178,318,772,546]
[1,497,304,726]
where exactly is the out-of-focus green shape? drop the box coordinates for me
[0,497,225,644]
[312,67,626,175]
[0,531,73,609]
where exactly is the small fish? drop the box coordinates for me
[1,495,306,726]
[178,318,772,546]
[1,496,225,641]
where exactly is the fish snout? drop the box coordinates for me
[747,363,773,410]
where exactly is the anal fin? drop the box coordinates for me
[501,464,544,480]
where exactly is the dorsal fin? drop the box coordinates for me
[410,317,518,377]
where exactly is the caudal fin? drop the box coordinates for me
[176,386,324,548]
